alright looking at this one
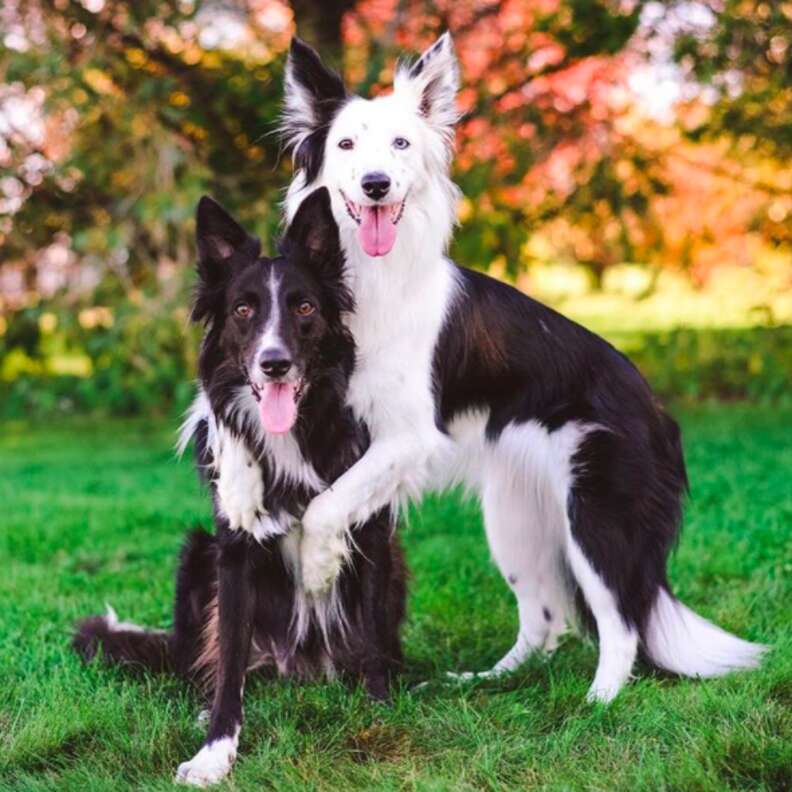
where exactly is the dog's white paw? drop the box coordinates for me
[175,737,236,787]
[585,681,621,704]
[300,491,350,596]
[300,527,347,597]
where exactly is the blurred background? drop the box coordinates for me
[0,0,790,418]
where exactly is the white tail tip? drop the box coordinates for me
[645,588,768,678]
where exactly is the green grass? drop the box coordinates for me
[1,406,790,791]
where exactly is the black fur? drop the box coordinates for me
[433,266,689,643]
[284,38,348,185]
[73,188,406,772]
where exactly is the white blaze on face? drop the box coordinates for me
[253,267,299,434]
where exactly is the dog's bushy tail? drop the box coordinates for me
[73,529,217,677]
[643,587,767,677]
[72,606,172,673]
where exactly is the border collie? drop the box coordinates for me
[265,33,765,702]
[74,188,405,787]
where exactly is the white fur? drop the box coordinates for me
[445,420,591,682]
[278,529,348,654]
[298,255,457,592]
[215,421,267,535]
[565,539,639,703]
[225,387,325,493]
[282,34,461,594]
[255,267,284,358]
[176,389,214,459]
[443,418,642,702]
[645,588,767,678]
[175,727,240,787]
[103,605,161,635]
[180,388,324,541]
[281,53,323,157]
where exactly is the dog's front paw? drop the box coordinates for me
[300,493,350,595]
[175,738,236,787]
[300,527,348,597]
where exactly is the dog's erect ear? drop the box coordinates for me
[195,196,258,273]
[283,188,351,314]
[395,32,460,142]
[281,38,348,183]
[283,187,340,263]
[193,197,260,322]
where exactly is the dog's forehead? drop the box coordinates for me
[231,257,271,287]
[236,255,319,293]
[331,93,418,136]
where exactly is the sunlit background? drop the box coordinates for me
[1,0,790,417]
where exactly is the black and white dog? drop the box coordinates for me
[242,33,763,703]
[74,189,406,786]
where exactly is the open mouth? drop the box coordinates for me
[250,378,305,435]
[340,190,407,257]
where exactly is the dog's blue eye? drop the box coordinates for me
[393,137,410,150]
[338,138,354,150]
[234,303,253,319]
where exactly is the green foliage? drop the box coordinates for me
[671,0,792,159]
[0,406,790,790]
[3,305,790,418]
[0,293,200,418]
[624,326,792,405]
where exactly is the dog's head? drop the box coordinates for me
[281,34,460,259]
[193,188,350,434]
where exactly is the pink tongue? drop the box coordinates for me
[358,205,397,257]
[258,382,298,434]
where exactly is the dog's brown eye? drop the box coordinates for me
[295,300,315,317]
[235,303,253,319]
[338,138,354,150]
[393,137,410,150]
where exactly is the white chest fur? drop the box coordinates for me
[342,231,458,442]
[185,390,324,540]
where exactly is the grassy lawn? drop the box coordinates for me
[0,405,790,791]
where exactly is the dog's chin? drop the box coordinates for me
[340,190,407,258]
[250,379,304,435]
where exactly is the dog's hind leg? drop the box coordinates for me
[176,529,254,787]
[563,427,662,703]
[449,458,570,681]
[564,533,639,703]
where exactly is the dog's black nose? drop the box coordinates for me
[361,172,391,201]
[259,356,292,379]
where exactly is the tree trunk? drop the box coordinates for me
[289,0,355,70]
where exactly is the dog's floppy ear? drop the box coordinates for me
[395,32,460,144]
[193,196,259,322]
[281,38,348,184]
